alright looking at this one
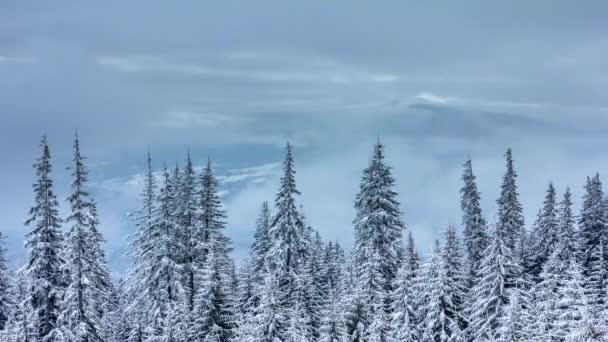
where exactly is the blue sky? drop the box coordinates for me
[2,1,608,276]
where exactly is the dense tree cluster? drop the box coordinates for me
[1,136,607,341]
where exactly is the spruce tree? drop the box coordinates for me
[468,226,521,341]
[554,260,603,341]
[460,157,488,285]
[58,133,107,342]
[578,174,608,313]
[191,158,236,342]
[177,152,199,313]
[251,201,271,283]
[441,225,468,332]
[4,271,32,342]
[249,271,287,342]
[496,149,525,252]
[24,136,65,341]
[418,241,464,342]
[348,140,405,340]
[528,183,559,281]
[265,142,311,340]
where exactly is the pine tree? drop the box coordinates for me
[578,174,608,313]
[265,143,311,340]
[583,242,607,316]
[497,287,533,342]
[249,271,287,342]
[4,270,32,342]
[440,225,468,332]
[348,140,405,340]
[556,262,604,341]
[176,152,199,313]
[86,200,113,337]
[418,241,464,342]
[468,227,521,341]
[191,159,237,342]
[390,235,418,342]
[558,188,578,265]
[0,232,11,331]
[24,136,65,341]
[460,157,488,285]
[58,132,110,342]
[528,183,559,281]
[251,201,272,283]
[320,285,346,342]
[496,149,525,252]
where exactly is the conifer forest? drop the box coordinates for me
[1,133,607,342]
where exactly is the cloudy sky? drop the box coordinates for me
[2,1,608,275]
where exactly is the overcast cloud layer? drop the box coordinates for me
[2,1,608,275]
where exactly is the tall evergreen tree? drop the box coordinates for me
[347,140,405,341]
[556,262,603,341]
[496,149,525,252]
[418,242,464,342]
[176,152,199,313]
[440,225,468,333]
[460,157,488,285]
[86,199,112,333]
[4,270,32,342]
[251,201,272,283]
[191,158,237,342]
[24,136,65,341]
[578,174,608,313]
[528,183,559,281]
[390,233,419,342]
[58,133,107,341]
[265,143,312,340]
[468,227,521,341]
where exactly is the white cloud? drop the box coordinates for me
[155,110,234,128]
[415,92,449,104]
[220,162,281,183]
[414,91,544,110]
[96,55,402,85]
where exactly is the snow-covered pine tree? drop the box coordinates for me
[251,201,271,285]
[249,271,287,342]
[578,174,608,314]
[532,248,564,340]
[528,183,559,281]
[460,157,488,286]
[418,241,464,342]
[0,231,11,331]
[390,233,419,342]
[58,133,109,341]
[176,152,199,313]
[127,151,158,338]
[496,149,525,253]
[24,135,65,341]
[497,287,534,342]
[85,199,113,337]
[303,231,327,341]
[265,142,312,340]
[583,242,607,318]
[319,285,346,342]
[468,225,521,341]
[556,261,604,342]
[348,140,405,340]
[191,158,236,342]
[559,188,578,261]
[4,270,32,342]
[441,225,468,333]
[140,163,186,341]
